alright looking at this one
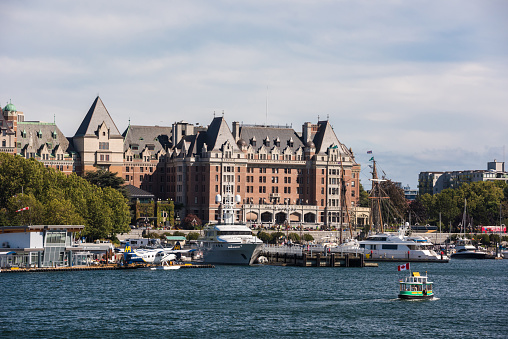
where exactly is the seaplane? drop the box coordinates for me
[123,241,194,266]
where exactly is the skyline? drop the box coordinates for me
[1,1,507,189]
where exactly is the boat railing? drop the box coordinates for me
[262,244,303,255]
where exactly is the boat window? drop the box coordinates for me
[217,231,252,236]
[381,244,397,250]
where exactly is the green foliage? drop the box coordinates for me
[156,200,175,226]
[257,231,271,243]
[270,232,285,244]
[83,169,127,198]
[358,183,369,207]
[186,232,200,241]
[287,233,301,243]
[379,179,408,222]
[414,181,507,229]
[0,153,130,240]
[303,233,314,242]
[173,231,186,237]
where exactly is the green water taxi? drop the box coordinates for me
[398,271,434,300]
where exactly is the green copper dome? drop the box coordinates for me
[4,102,17,112]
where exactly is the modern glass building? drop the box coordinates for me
[0,225,84,268]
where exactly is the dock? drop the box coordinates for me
[260,250,377,267]
[0,263,215,273]
[365,257,449,263]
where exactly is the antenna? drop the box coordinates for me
[265,85,268,126]
[53,114,55,124]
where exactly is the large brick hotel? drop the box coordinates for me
[1,97,367,227]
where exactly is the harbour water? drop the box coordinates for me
[1,260,506,338]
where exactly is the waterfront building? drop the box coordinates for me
[418,160,508,195]
[1,96,363,228]
[0,225,84,268]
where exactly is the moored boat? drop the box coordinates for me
[450,238,494,259]
[196,194,263,265]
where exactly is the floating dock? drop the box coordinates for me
[365,257,449,263]
[0,263,215,273]
[260,251,377,267]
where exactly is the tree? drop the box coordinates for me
[83,169,127,198]
[0,153,130,240]
[358,183,370,207]
[183,214,202,230]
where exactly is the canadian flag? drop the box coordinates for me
[398,263,410,271]
[15,207,30,213]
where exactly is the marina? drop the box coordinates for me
[0,259,505,338]
[0,263,215,273]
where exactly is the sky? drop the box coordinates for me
[1,0,507,189]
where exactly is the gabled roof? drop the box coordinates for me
[205,117,239,151]
[312,120,341,154]
[122,125,172,153]
[17,122,75,155]
[74,96,121,137]
[239,125,304,153]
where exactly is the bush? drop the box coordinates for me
[270,232,285,244]
[186,232,200,241]
[303,233,314,242]
[287,233,301,243]
[257,231,271,243]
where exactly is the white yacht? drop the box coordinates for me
[196,195,263,265]
[358,227,447,261]
[450,238,492,259]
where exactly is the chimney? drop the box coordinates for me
[302,122,312,143]
[232,121,240,142]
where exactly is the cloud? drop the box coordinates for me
[1,0,507,189]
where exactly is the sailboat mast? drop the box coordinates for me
[339,160,353,241]
[371,159,384,233]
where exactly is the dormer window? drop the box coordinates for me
[288,137,294,147]
[274,137,280,147]
[264,136,270,147]
[52,131,58,139]
[251,137,256,147]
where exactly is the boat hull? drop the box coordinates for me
[200,243,262,265]
[398,293,434,300]
[451,252,493,259]
[148,265,180,270]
